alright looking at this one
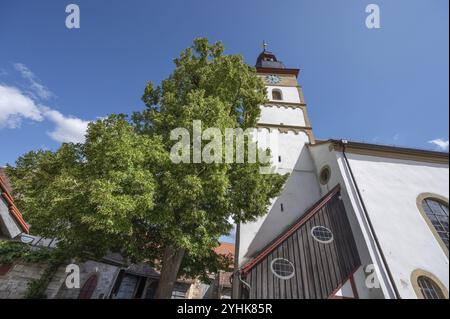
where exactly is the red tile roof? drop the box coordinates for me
[215,242,235,259]
[0,168,12,193]
[0,168,29,234]
[215,242,235,271]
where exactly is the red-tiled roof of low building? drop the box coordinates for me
[0,168,29,234]
[215,242,235,259]
[215,242,235,272]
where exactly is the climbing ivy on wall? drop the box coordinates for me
[0,240,64,299]
[24,261,62,299]
[0,241,54,263]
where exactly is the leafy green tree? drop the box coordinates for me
[7,38,287,299]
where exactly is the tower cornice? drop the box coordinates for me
[256,67,299,77]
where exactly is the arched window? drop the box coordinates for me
[421,198,449,250]
[411,269,449,299]
[272,89,282,101]
[78,274,98,299]
[417,276,446,299]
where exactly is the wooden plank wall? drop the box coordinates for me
[244,193,360,299]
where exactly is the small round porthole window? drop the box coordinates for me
[311,226,334,244]
[271,258,295,280]
[319,166,331,185]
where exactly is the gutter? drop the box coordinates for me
[340,140,401,299]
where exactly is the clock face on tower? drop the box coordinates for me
[265,74,281,84]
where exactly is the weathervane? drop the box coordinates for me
[263,40,268,51]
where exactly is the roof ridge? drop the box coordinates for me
[0,175,29,234]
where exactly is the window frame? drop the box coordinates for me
[271,89,283,101]
[416,193,449,258]
[270,258,295,280]
[319,165,331,185]
[311,225,334,244]
[411,269,449,299]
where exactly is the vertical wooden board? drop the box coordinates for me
[262,258,268,299]
[256,263,262,299]
[337,200,359,273]
[282,240,292,299]
[319,207,339,293]
[297,228,309,299]
[331,203,351,284]
[311,212,330,298]
[305,218,322,298]
[292,230,304,299]
[267,253,274,299]
[250,269,257,299]
[338,200,361,267]
[301,222,316,298]
[288,235,299,299]
[328,199,352,277]
[313,211,333,295]
[337,199,360,273]
[273,250,280,299]
[277,245,286,299]
[321,203,341,290]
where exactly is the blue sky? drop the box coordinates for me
[1,0,449,167]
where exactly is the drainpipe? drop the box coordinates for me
[340,140,401,299]
[232,221,254,299]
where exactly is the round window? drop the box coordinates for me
[319,166,331,185]
[311,226,334,243]
[270,258,295,280]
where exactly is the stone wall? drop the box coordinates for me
[0,262,47,298]
[0,260,120,299]
[1,259,213,299]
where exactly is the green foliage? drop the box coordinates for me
[0,241,63,299]
[6,38,288,281]
[0,241,54,264]
[24,261,61,299]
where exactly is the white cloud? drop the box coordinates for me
[41,107,89,143]
[14,63,55,100]
[0,84,88,143]
[428,138,449,152]
[0,85,43,128]
[2,64,91,143]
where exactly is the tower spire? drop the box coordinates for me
[255,42,286,69]
[263,40,268,52]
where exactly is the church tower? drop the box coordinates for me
[255,43,314,147]
[236,44,323,277]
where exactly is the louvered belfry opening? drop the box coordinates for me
[241,185,361,299]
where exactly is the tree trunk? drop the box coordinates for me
[154,246,186,299]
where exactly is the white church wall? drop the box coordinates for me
[238,133,321,266]
[259,105,306,127]
[333,278,354,298]
[343,153,449,299]
[266,86,301,103]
